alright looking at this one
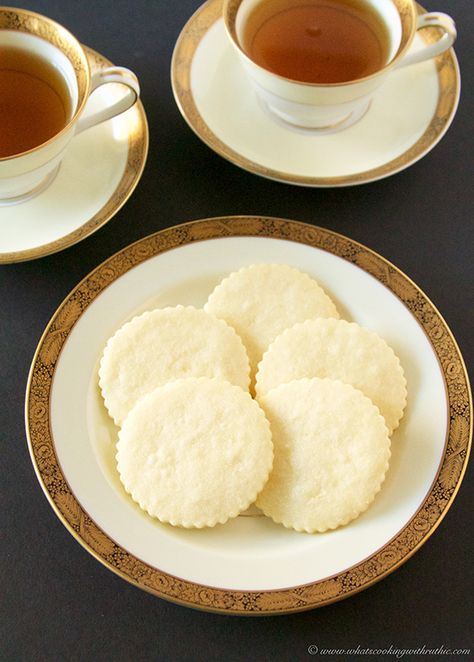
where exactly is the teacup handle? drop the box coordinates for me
[397,13,456,68]
[75,66,140,134]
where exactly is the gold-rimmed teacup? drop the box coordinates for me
[223,0,456,132]
[0,6,140,205]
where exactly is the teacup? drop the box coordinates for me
[0,7,140,205]
[223,0,456,132]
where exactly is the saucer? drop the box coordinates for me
[171,0,460,187]
[0,46,148,264]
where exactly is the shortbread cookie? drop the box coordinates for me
[99,306,250,425]
[204,264,339,375]
[116,377,273,528]
[255,318,407,433]
[256,378,391,533]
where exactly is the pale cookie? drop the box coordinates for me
[116,377,273,528]
[256,378,391,533]
[204,264,340,376]
[99,306,250,425]
[255,318,407,433]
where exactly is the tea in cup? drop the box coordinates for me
[0,7,140,204]
[223,0,456,131]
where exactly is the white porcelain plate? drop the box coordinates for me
[0,47,148,264]
[26,217,472,614]
[171,0,460,186]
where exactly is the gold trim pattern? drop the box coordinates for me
[0,46,148,264]
[25,216,472,614]
[171,0,460,187]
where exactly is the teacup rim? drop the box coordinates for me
[223,0,418,89]
[0,5,91,162]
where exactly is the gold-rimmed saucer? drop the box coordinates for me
[171,0,460,187]
[0,46,148,264]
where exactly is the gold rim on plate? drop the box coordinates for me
[25,216,472,614]
[0,46,149,265]
[171,0,460,187]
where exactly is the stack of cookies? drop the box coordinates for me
[99,264,407,533]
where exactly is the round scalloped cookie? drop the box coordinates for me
[255,318,407,434]
[116,377,273,528]
[256,378,391,533]
[99,306,250,425]
[204,264,339,376]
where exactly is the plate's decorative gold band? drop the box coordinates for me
[171,0,460,187]
[26,217,472,614]
[0,46,148,265]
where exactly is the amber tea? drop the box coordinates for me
[241,0,391,84]
[0,45,72,158]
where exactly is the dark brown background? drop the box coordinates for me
[1,1,472,660]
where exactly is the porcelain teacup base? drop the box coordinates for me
[257,94,372,135]
[0,165,61,208]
